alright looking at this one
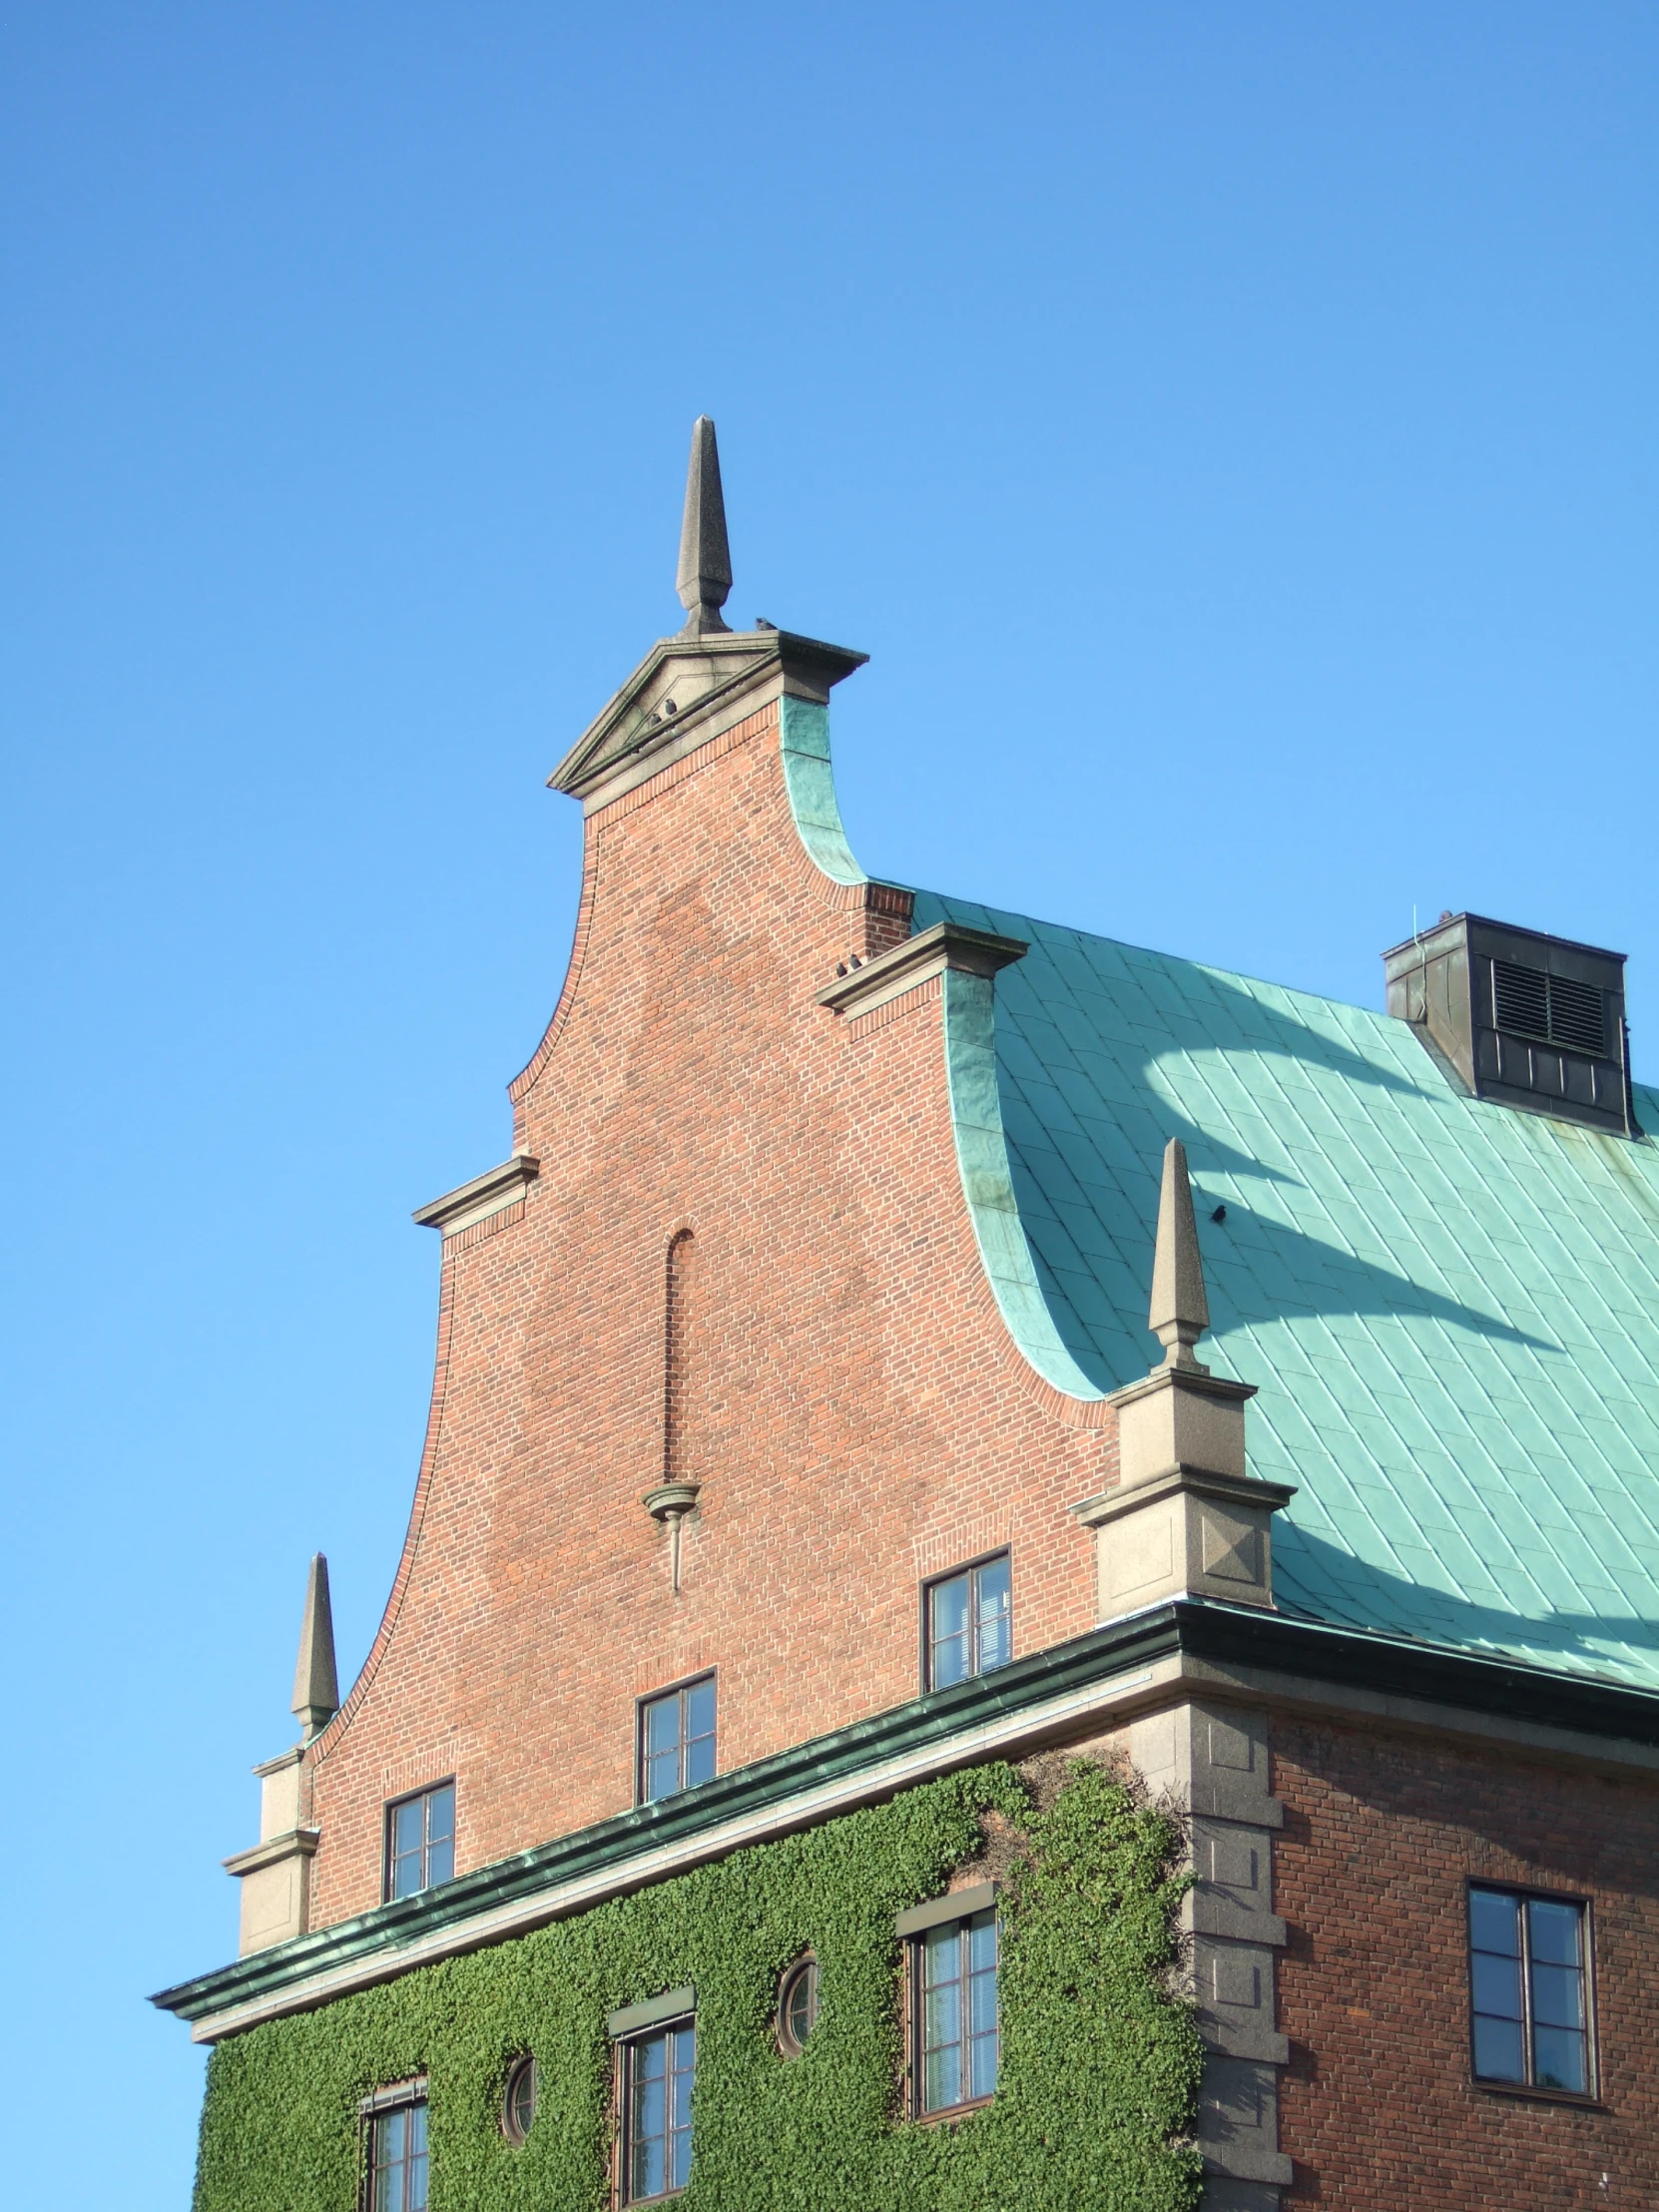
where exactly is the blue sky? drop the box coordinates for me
[3,4,1655,2201]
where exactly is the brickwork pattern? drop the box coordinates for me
[1273,1715,1659,2209]
[306,698,1110,1926]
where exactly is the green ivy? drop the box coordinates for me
[193,1759,1202,2212]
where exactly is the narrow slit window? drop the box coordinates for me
[384,1782,455,1902]
[1469,1885,1591,2094]
[639,1675,717,1805]
[924,1554,1011,1690]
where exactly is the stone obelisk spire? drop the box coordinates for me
[675,416,733,637]
[290,1552,339,1742]
[1148,1137,1210,1373]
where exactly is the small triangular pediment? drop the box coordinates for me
[550,627,866,805]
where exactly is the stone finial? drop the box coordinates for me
[1148,1137,1210,1373]
[289,1553,339,1742]
[675,416,733,637]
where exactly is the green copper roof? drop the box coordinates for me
[913,889,1659,1693]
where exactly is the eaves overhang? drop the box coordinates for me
[151,1604,1659,2041]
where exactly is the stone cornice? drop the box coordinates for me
[411,1155,540,1238]
[816,921,1028,1019]
[1070,1465,1299,1530]
[222,1828,320,1879]
[152,1603,1659,2042]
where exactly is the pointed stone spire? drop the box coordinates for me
[675,416,733,637]
[1148,1138,1211,1373]
[290,1553,339,1743]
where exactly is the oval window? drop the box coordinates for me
[778,1957,819,2055]
[503,2054,537,2143]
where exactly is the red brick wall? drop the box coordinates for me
[1274,1714,1659,2208]
[305,697,1111,1927]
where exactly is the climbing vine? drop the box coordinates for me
[193,1757,1202,2212]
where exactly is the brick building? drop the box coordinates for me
[157,422,1659,2211]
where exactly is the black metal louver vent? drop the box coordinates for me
[1492,959,1607,1059]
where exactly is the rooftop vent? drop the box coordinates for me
[1383,913,1636,1138]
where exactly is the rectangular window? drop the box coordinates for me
[1468,1885,1592,2095]
[915,1909,998,2113]
[924,1553,1011,1690]
[365,2097,428,2212]
[384,1781,456,1902]
[620,2020,695,2203]
[638,1675,716,1805]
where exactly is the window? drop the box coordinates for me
[620,2020,696,2203]
[639,1675,716,1804]
[385,1781,455,1901]
[895,1890,999,2115]
[777,1956,818,2055]
[924,1553,1011,1690]
[363,2090,427,2212]
[502,2055,536,2144]
[1469,1885,1593,2094]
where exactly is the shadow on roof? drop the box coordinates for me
[1275,1523,1659,1684]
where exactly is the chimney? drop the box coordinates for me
[1384,913,1636,1138]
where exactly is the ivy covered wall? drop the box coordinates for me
[194,1759,1203,2212]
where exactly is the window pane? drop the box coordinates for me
[969,2022,999,2100]
[393,1800,424,1859]
[406,2104,428,2212]
[1470,1952,1523,2020]
[1528,1898,1581,1968]
[924,2039,961,2113]
[1530,1961,1583,2032]
[1532,2024,1587,2094]
[425,1785,454,1848]
[669,2024,695,2188]
[685,1679,716,1743]
[631,2036,667,2202]
[683,1729,715,1789]
[390,1848,422,1900]
[646,1697,680,1757]
[966,1911,996,1972]
[1472,2013,1526,2081]
[975,1557,1011,1673]
[924,1966,962,2052]
[425,1832,454,1888]
[1469,1888,1520,1955]
[929,1574,971,1688]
